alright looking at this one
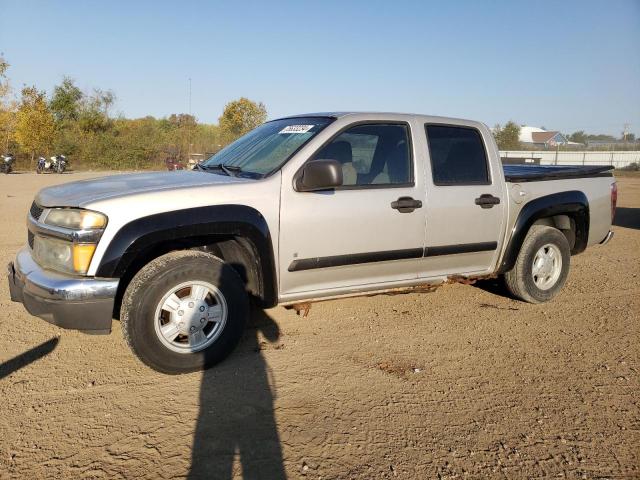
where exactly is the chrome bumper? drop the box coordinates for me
[600,230,614,245]
[7,247,119,334]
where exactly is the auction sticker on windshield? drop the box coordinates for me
[279,125,315,134]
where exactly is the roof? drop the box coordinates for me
[270,112,488,130]
[531,131,559,143]
[519,125,547,143]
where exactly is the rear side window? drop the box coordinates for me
[425,125,489,185]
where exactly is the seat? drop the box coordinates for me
[316,140,357,185]
[372,140,408,184]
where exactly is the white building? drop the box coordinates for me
[519,126,570,148]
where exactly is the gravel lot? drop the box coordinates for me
[0,172,638,479]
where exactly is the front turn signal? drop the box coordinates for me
[73,244,97,274]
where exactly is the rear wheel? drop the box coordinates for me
[504,225,570,303]
[121,250,248,374]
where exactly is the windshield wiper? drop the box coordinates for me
[201,163,242,177]
[195,163,243,177]
[220,164,242,177]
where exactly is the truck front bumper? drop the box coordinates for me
[7,248,118,334]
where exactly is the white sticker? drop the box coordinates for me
[279,124,314,134]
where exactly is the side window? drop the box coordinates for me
[425,125,489,185]
[312,124,412,186]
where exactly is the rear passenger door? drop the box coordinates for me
[419,124,506,277]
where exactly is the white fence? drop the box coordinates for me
[500,151,640,169]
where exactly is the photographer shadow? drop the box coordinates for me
[189,306,286,480]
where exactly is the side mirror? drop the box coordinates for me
[295,159,343,192]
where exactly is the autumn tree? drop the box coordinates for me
[218,97,267,141]
[0,55,17,153]
[493,121,521,150]
[14,86,55,164]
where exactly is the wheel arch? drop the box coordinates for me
[498,190,589,274]
[96,205,278,317]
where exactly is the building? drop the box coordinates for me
[519,126,570,148]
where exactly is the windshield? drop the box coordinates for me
[203,117,333,177]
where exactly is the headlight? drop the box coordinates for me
[33,236,97,274]
[44,208,107,229]
[33,208,107,274]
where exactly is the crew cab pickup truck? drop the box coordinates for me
[7,112,617,374]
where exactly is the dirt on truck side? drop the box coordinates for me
[0,172,638,479]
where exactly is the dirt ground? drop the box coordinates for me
[0,172,638,479]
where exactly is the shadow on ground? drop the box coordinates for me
[0,337,59,380]
[614,207,640,230]
[189,307,286,479]
[473,278,513,299]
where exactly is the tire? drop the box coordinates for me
[504,225,571,304]
[121,250,248,374]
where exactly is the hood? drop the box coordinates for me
[36,171,251,208]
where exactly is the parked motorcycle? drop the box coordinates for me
[1,153,15,174]
[165,157,185,171]
[36,155,67,174]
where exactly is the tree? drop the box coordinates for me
[586,133,616,141]
[50,76,83,123]
[14,86,55,163]
[218,97,267,141]
[493,121,521,150]
[78,88,115,133]
[0,55,17,153]
[568,130,587,144]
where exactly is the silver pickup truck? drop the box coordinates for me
[7,112,617,373]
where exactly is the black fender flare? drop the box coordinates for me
[498,191,589,274]
[96,205,278,306]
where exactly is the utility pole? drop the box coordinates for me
[188,78,192,162]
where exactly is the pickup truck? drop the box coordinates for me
[7,112,617,374]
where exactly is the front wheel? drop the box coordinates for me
[503,225,571,303]
[121,250,248,374]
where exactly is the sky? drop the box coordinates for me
[1,0,639,136]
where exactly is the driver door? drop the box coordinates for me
[278,122,427,298]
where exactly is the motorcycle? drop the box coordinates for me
[36,155,67,174]
[1,153,15,174]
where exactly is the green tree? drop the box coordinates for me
[494,121,521,150]
[50,76,83,123]
[218,97,267,141]
[568,131,587,144]
[14,86,55,163]
[586,133,616,141]
[78,88,115,133]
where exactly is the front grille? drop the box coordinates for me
[28,231,34,249]
[30,202,43,221]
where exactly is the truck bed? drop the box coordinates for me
[503,164,614,183]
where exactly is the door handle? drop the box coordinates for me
[391,196,423,213]
[475,194,501,209]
